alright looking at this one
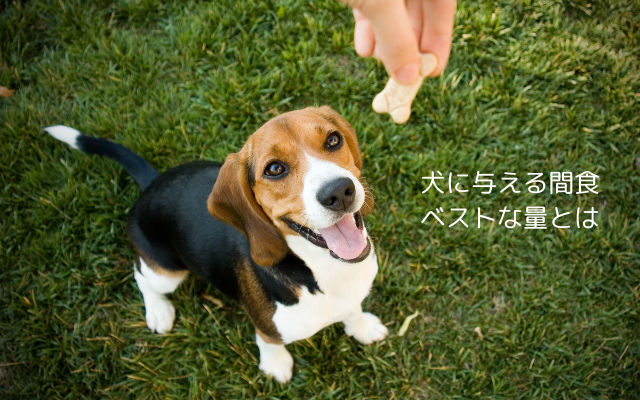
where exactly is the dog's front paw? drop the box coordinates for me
[144,295,175,334]
[259,347,294,383]
[344,312,389,345]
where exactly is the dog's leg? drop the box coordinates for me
[133,258,188,334]
[256,331,293,383]
[343,306,389,345]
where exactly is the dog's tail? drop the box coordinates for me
[44,125,160,191]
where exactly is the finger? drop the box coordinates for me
[353,9,375,57]
[407,0,424,41]
[419,0,456,76]
[343,0,421,84]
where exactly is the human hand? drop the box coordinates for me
[339,0,456,84]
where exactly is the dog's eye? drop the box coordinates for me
[326,132,342,150]
[265,162,285,177]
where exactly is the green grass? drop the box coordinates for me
[1,0,639,398]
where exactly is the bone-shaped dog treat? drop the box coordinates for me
[372,53,438,124]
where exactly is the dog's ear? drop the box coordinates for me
[208,152,288,266]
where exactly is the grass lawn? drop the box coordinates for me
[1,0,639,398]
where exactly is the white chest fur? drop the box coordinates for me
[272,232,378,344]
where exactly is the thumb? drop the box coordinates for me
[343,0,421,84]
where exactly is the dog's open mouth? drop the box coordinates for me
[283,212,371,263]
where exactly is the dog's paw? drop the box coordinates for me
[144,295,175,334]
[344,312,389,345]
[259,347,294,384]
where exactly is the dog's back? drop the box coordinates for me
[127,160,251,298]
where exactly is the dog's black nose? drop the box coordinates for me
[316,178,356,211]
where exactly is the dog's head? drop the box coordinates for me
[208,106,374,267]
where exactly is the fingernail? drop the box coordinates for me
[396,61,419,85]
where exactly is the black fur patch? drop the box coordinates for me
[252,253,321,306]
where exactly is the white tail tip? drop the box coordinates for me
[44,125,81,150]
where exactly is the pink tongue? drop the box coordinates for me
[318,214,367,260]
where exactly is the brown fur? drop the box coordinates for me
[256,329,283,345]
[236,259,282,343]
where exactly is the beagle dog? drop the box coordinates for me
[44,106,388,383]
